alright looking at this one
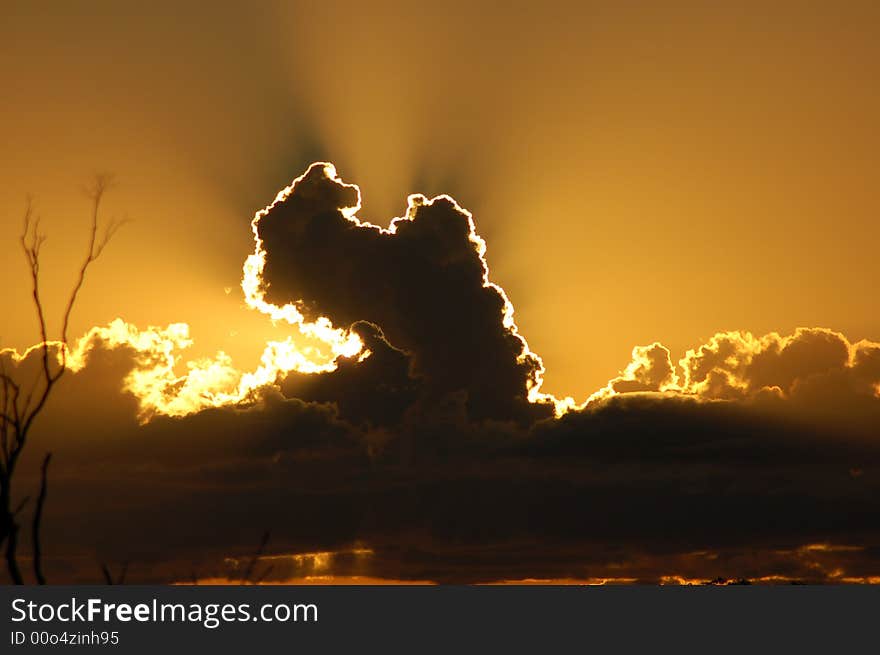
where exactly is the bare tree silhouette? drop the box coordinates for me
[0,176,124,584]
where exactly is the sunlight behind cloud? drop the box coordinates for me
[4,165,879,425]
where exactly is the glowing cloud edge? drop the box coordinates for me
[4,163,879,421]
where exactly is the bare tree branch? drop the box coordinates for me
[5,523,22,585]
[12,497,30,517]
[117,561,128,585]
[240,530,271,584]
[61,175,124,348]
[99,560,128,585]
[32,453,51,584]
[252,564,274,585]
[100,562,113,585]
[1,178,123,584]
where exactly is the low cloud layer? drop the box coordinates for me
[593,328,880,433]
[3,163,880,583]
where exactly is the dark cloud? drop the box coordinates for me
[11,343,880,584]
[280,321,418,429]
[255,163,552,425]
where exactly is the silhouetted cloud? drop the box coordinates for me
[595,328,880,433]
[280,321,418,429]
[5,163,880,584]
[8,337,878,584]
[252,163,555,424]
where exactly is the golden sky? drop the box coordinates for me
[3,1,878,399]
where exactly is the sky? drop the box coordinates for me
[1,1,879,583]
[3,1,879,398]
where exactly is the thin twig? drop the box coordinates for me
[100,562,114,585]
[240,530,270,584]
[12,496,29,516]
[117,561,128,585]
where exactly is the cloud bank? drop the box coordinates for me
[592,328,880,432]
[3,162,880,583]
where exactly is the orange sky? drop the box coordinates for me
[2,1,879,400]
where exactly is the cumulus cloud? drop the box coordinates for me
[589,342,679,399]
[592,328,880,429]
[279,321,418,429]
[251,163,554,424]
